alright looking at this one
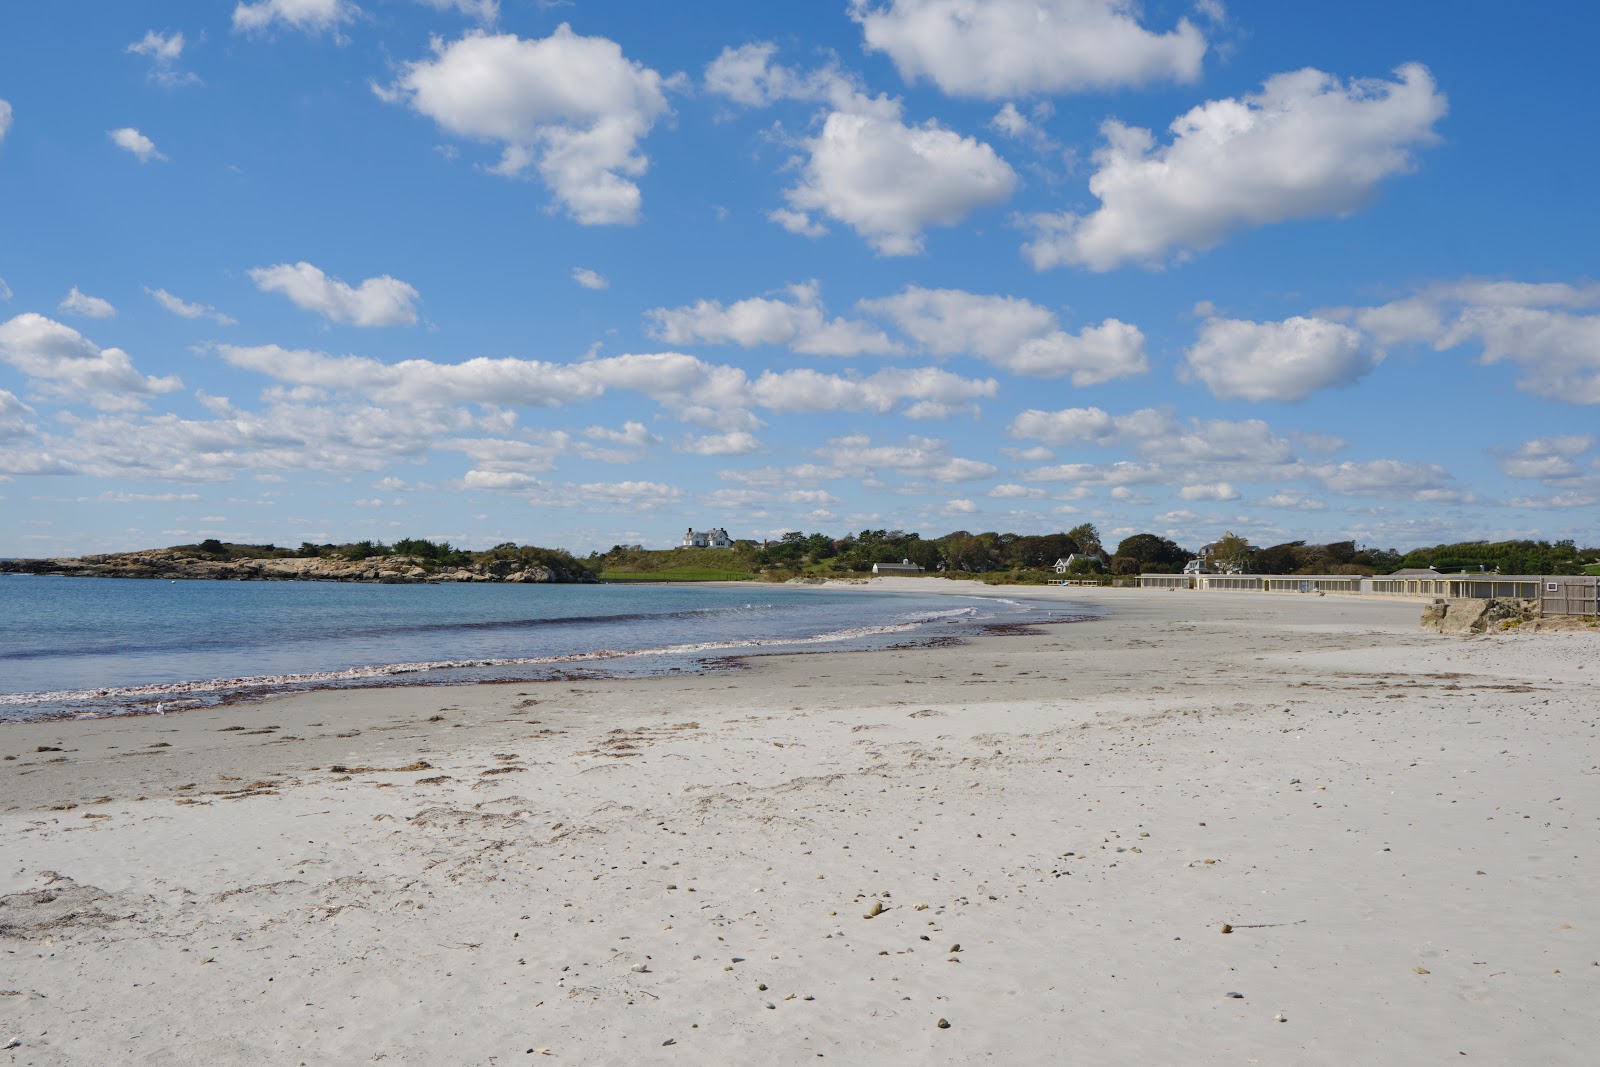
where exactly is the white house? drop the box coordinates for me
[1054,554,1101,575]
[872,558,924,575]
[680,527,733,549]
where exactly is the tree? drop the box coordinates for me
[1065,555,1104,576]
[1113,533,1187,572]
[1210,532,1254,572]
[1255,541,1306,575]
[1066,523,1101,555]
[198,538,226,556]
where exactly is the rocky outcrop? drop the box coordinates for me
[1420,597,1540,634]
[0,550,590,584]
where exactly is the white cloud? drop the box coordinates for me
[1183,315,1378,402]
[1315,459,1457,500]
[1257,491,1326,511]
[0,99,11,142]
[850,0,1206,98]
[679,431,761,456]
[943,498,977,514]
[1178,481,1238,501]
[146,287,236,326]
[988,483,1043,499]
[815,433,997,483]
[127,30,199,86]
[1343,278,1600,403]
[704,42,863,110]
[571,267,609,290]
[0,390,37,442]
[109,127,166,163]
[779,105,1016,255]
[416,0,498,21]
[990,103,1030,138]
[648,281,902,356]
[582,421,657,448]
[59,287,117,319]
[1492,435,1593,481]
[706,45,1011,255]
[0,313,182,410]
[249,262,420,327]
[215,342,996,429]
[0,277,10,301]
[233,0,356,34]
[1023,64,1446,271]
[1026,460,1164,486]
[574,480,680,510]
[860,285,1146,383]
[382,27,671,225]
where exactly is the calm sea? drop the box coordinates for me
[0,576,1088,721]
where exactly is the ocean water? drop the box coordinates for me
[0,575,1089,721]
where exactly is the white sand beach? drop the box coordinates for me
[3,582,1597,1065]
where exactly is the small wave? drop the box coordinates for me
[0,618,939,709]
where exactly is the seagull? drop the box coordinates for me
[155,702,165,716]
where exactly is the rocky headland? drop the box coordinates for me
[0,549,593,584]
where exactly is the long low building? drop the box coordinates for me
[1133,573,1598,617]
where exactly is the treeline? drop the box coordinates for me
[180,532,1597,583]
[182,538,597,578]
[1395,539,1590,576]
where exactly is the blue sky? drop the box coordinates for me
[2,0,1598,557]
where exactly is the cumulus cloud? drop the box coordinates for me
[233,0,356,34]
[0,313,182,410]
[816,433,997,484]
[704,42,864,110]
[381,27,671,225]
[679,431,761,456]
[146,287,236,326]
[59,287,117,319]
[1177,481,1238,501]
[988,483,1043,499]
[648,281,902,356]
[850,0,1206,97]
[859,285,1146,383]
[1009,405,1327,500]
[1009,406,1297,465]
[1183,315,1379,402]
[249,262,420,327]
[777,105,1016,255]
[0,389,37,442]
[109,127,166,163]
[1257,490,1326,511]
[1314,459,1459,501]
[573,480,680,510]
[127,30,199,86]
[1492,435,1594,481]
[214,342,996,428]
[1340,278,1600,403]
[571,267,609,290]
[1022,64,1446,271]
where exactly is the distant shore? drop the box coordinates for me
[0,548,592,584]
[4,586,1597,1063]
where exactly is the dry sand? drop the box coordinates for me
[2,581,1597,1065]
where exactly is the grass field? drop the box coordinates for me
[600,567,754,582]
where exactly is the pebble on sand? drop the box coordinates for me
[936,1018,951,1029]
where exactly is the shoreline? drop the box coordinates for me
[3,589,1597,1063]
[0,577,1093,725]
